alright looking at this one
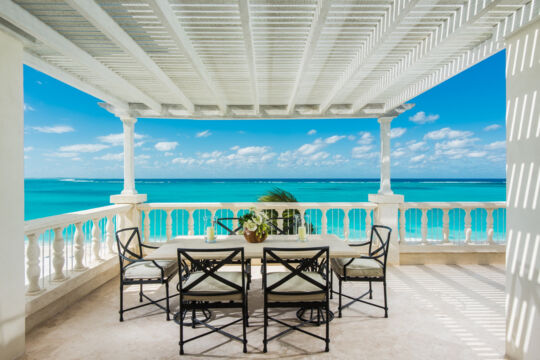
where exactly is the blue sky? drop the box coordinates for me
[23,51,506,179]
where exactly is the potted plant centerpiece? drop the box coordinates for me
[239,208,269,243]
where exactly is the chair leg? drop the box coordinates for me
[369,281,373,299]
[165,281,170,321]
[139,283,143,303]
[119,282,124,322]
[191,309,196,328]
[329,270,333,299]
[338,278,342,318]
[242,300,248,353]
[245,290,250,327]
[263,302,268,353]
[325,301,330,352]
[383,280,388,318]
[179,303,184,355]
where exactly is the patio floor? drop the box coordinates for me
[24,264,506,359]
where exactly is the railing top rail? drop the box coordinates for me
[401,201,506,209]
[137,202,377,210]
[25,204,132,235]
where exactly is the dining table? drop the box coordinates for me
[145,234,365,325]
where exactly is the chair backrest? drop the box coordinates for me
[368,225,392,270]
[177,247,246,299]
[115,227,143,272]
[214,217,242,235]
[262,246,329,299]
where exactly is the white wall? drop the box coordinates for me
[0,31,25,359]
[505,18,540,360]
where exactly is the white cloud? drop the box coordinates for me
[298,139,325,155]
[94,153,123,161]
[230,145,240,151]
[408,141,426,151]
[484,124,501,131]
[198,150,223,158]
[468,151,487,158]
[47,152,80,158]
[98,133,144,146]
[347,135,356,141]
[172,157,197,165]
[24,146,33,152]
[424,127,474,140]
[33,125,74,134]
[59,144,109,153]
[164,152,174,157]
[411,154,425,163]
[485,141,506,150]
[196,130,212,138]
[324,135,345,144]
[24,104,35,112]
[155,141,178,151]
[409,111,439,124]
[351,145,376,159]
[307,129,317,135]
[237,146,268,156]
[392,148,406,157]
[390,128,406,139]
[136,154,151,162]
[435,138,477,150]
[357,132,374,145]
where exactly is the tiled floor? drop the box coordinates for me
[24,264,506,359]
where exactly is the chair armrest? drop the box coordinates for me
[141,243,158,249]
[347,241,370,247]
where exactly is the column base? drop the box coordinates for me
[368,193,404,204]
[368,193,404,265]
[110,193,147,204]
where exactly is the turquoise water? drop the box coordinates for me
[25,178,505,220]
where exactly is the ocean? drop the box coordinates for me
[25,178,506,220]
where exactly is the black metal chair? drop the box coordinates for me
[115,227,178,322]
[331,225,392,318]
[262,246,330,353]
[177,247,248,355]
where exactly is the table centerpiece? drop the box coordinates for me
[239,208,269,243]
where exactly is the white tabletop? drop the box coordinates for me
[145,234,364,260]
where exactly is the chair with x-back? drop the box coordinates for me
[262,246,330,353]
[115,227,178,322]
[177,247,248,355]
[331,225,392,318]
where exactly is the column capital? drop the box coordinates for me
[378,116,395,124]
[119,116,137,125]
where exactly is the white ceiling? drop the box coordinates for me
[1,0,538,119]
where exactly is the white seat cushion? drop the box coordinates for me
[182,271,245,301]
[266,271,326,302]
[331,257,383,278]
[124,260,177,279]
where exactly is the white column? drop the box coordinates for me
[378,116,394,195]
[0,30,25,358]
[505,19,540,360]
[121,116,137,195]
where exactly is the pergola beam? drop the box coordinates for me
[23,52,129,111]
[286,0,331,115]
[238,0,259,114]
[65,0,194,114]
[0,0,162,114]
[150,0,227,114]
[318,0,421,114]
[351,0,515,112]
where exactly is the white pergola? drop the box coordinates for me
[0,1,539,359]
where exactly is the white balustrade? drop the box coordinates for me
[165,210,172,242]
[24,204,131,295]
[343,210,350,240]
[26,232,41,295]
[143,210,150,242]
[399,202,506,246]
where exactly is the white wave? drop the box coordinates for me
[59,179,94,183]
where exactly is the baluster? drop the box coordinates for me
[464,208,472,244]
[143,210,150,242]
[208,209,215,235]
[343,209,350,240]
[277,209,284,233]
[188,210,194,235]
[232,208,239,233]
[442,209,450,243]
[166,210,172,242]
[399,207,406,243]
[421,208,428,244]
[73,222,86,271]
[486,208,494,244]
[26,232,42,294]
[52,227,67,281]
[365,209,372,240]
[321,208,328,234]
[92,219,102,261]
[106,216,115,254]
[300,208,307,234]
